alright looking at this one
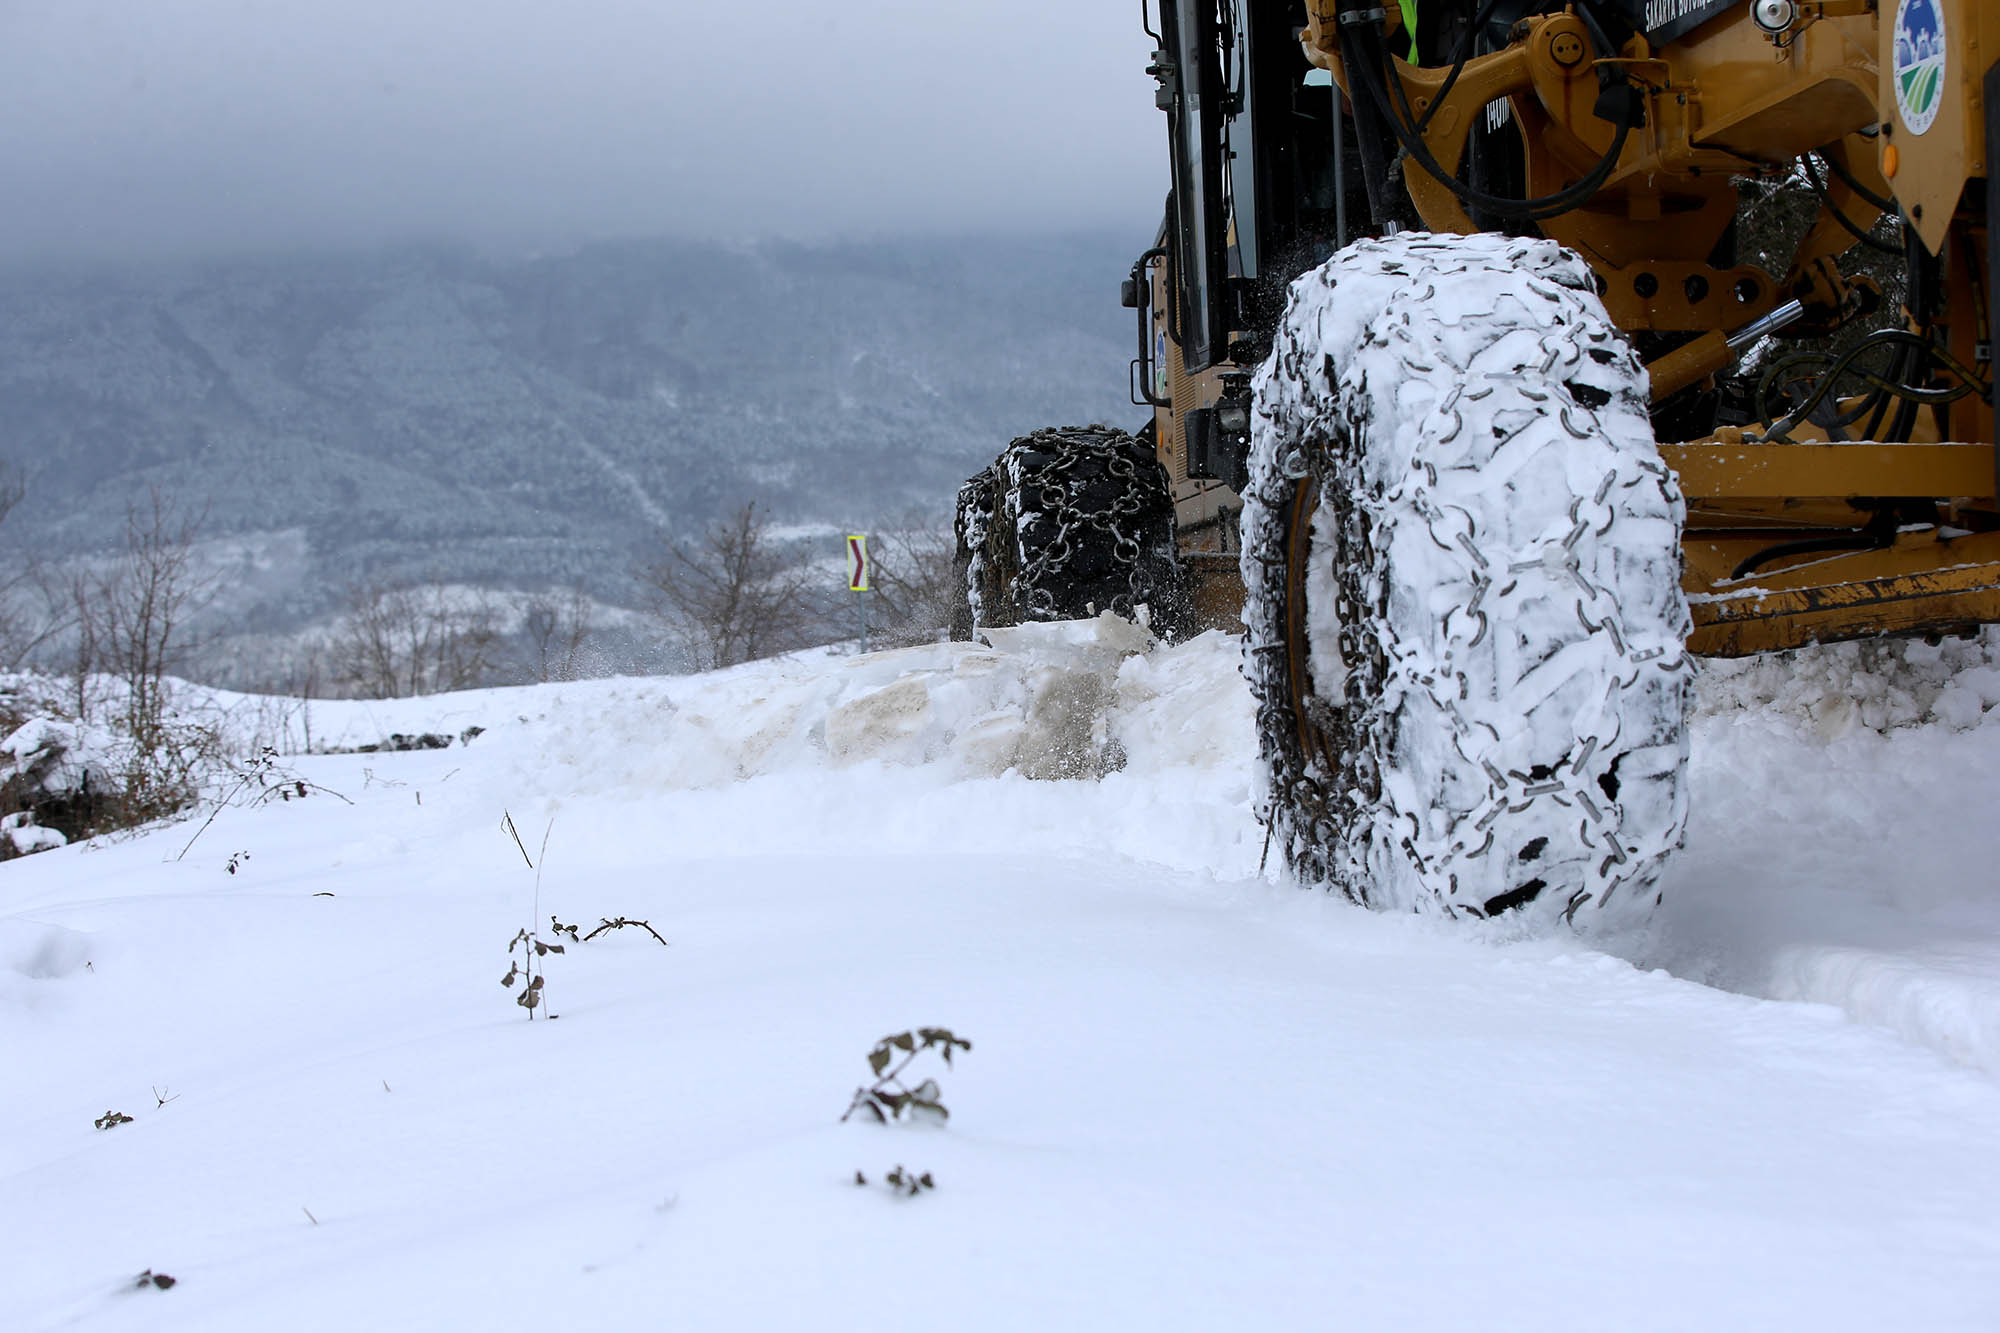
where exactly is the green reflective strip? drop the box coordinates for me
[1397,0,1419,62]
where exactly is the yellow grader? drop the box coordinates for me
[955,0,1994,931]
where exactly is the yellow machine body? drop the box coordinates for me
[1148,0,1994,656]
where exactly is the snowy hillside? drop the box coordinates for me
[0,236,1139,609]
[5,620,2000,1329]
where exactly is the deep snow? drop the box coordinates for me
[5,619,1999,1330]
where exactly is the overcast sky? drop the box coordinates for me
[0,1,1167,262]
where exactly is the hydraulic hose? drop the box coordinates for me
[1823,148,1896,214]
[1344,16,1633,223]
[1755,329,1992,441]
[1800,152,1901,256]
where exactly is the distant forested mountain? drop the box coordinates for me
[0,233,1144,626]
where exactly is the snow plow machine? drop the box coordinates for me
[954,0,1995,933]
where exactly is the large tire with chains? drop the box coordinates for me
[954,425,1184,635]
[1242,233,1692,935]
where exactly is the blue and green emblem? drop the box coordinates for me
[1892,0,1947,136]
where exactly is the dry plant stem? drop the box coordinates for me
[501,812,535,868]
[874,1046,926,1091]
[500,811,559,1020]
[581,916,669,945]
[175,751,352,862]
[175,800,233,862]
[534,818,551,927]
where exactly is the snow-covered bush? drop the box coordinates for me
[0,673,224,855]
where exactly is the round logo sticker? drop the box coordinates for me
[1892,0,1947,136]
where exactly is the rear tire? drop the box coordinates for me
[954,425,1183,635]
[1241,233,1692,935]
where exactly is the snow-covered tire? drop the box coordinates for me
[1241,233,1692,935]
[949,470,994,641]
[954,425,1184,634]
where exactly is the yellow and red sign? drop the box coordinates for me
[846,534,871,592]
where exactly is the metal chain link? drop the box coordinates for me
[991,426,1172,623]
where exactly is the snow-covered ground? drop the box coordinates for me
[5,619,1999,1330]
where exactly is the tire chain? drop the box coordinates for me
[955,425,1182,632]
[1241,233,1692,935]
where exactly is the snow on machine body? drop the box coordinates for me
[956,0,1994,932]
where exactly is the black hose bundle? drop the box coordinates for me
[1340,0,1634,223]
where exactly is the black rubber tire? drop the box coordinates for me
[1241,233,1692,935]
[954,425,1184,636]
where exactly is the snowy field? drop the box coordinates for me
[5,618,2000,1330]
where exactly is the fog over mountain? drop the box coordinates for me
[0,233,1149,645]
[0,3,1160,262]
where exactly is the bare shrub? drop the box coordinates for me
[276,645,325,753]
[638,501,826,670]
[522,584,594,683]
[864,512,962,650]
[62,488,219,825]
[0,464,70,670]
[86,491,211,743]
[0,493,220,847]
[336,581,499,698]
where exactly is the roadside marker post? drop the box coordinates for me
[847,534,871,653]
